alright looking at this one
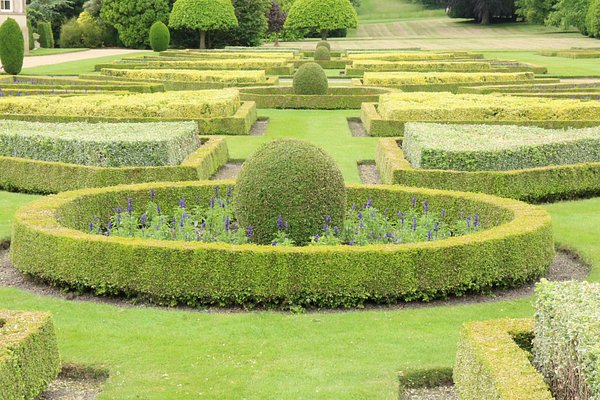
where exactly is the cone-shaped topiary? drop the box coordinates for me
[316,40,330,50]
[293,62,328,95]
[233,139,346,245]
[284,0,358,40]
[314,45,330,61]
[149,21,170,51]
[0,18,25,75]
[27,20,34,51]
[38,22,54,48]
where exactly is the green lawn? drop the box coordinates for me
[227,110,378,183]
[483,50,600,76]
[21,52,149,76]
[0,196,597,399]
[0,192,39,241]
[27,48,89,57]
[357,0,445,22]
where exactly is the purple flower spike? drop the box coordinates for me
[412,196,416,208]
[441,209,445,219]
[227,186,232,197]
[323,224,328,232]
[474,212,479,227]
[127,198,133,215]
[277,215,284,230]
[179,198,186,209]
[89,221,94,231]
[141,213,147,224]
[325,215,331,224]
[423,200,429,214]
[367,198,373,208]
[225,215,230,232]
[246,225,253,238]
[334,226,340,235]
[428,230,432,241]
[210,196,215,209]
[314,234,320,242]
[150,189,155,201]
[466,216,472,229]
[214,186,219,196]
[412,216,417,231]
[358,211,363,220]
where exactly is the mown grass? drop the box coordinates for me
[357,0,445,22]
[483,50,600,76]
[0,192,39,241]
[21,52,149,76]
[27,48,89,57]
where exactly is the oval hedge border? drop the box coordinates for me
[11,181,554,308]
[0,137,228,194]
[376,138,600,202]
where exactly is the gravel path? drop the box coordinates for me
[23,49,150,68]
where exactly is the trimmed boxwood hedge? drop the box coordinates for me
[0,75,165,93]
[0,137,228,194]
[376,138,600,202]
[454,319,553,400]
[239,86,390,109]
[0,310,60,400]
[11,181,554,308]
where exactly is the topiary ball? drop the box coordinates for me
[314,45,331,61]
[149,21,170,52]
[0,18,24,75]
[293,62,328,95]
[316,40,330,50]
[233,139,346,245]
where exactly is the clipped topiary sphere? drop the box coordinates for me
[0,18,24,75]
[293,62,328,95]
[233,139,346,245]
[314,45,331,61]
[317,40,330,50]
[149,21,170,52]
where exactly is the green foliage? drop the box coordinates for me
[0,137,227,194]
[317,40,330,50]
[587,0,600,36]
[293,62,328,95]
[0,120,201,167]
[169,0,238,48]
[212,0,270,48]
[533,280,600,400]
[314,45,331,60]
[515,0,558,23]
[78,12,104,48]
[100,0,169,48]
[149,21,170,52]
[59,18,84,48]
[447,0,516,23]
[454,319,554,400]
[284,0,358,38]
[0,19,25,75]
[37,22,54,48]
[546,0,591,33]
[27,20,35,51]
[233,139,346,245]
[11,181,554,307]
[402,123,600,172]
[0,311,60,400]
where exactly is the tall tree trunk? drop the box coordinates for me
[481,11,491,24]
[320,29,327,40]
[200,30,206,49]
[274,33,279,47]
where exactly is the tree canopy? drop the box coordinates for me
[169,0,238,48]
[284,0,358,39]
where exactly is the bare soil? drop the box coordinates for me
[347,117,369,137]
[38,364,108,400]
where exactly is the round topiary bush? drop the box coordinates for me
[314,45,331,61]
[317,40,330,50]
[149,21,170,52]
[0,18,25,75]
[293,62,328,95]
[233,139,346,245]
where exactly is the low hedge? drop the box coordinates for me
[146,60,294,75]
[0,75,164,93]
[11,181,554,308]
[459,82,600,94]
[402,123,600,172]
[101,68,268,85]
[348,61,494,73]
[347,52,484,61]
[0,310,60,400]
[0,137,228,194]
[533,280,600,400]
[376,137,600,202]
[293,59,352,69]
[160,50,297,59]
[0,120,201,167]
[363,72,534,87]
[454,318,553,400]
[239,86,390,109]
[539,50,600,58]
[509,92,600,100]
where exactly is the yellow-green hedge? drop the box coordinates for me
[159,50,297,60]
[147,58,290,69]
[101,68,267,84]
[11,181,554,308]
[364,72,534,87]
[0,89,241,119]
[376,137,600,202]
[0,75,164,93]
[351,61,493,72]
[347,52,484,61]
[378,92,600,122]
[0,137,228,194]
[454,319,553,400]
[0,310,60,400]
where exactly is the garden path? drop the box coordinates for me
[22,48,151,69]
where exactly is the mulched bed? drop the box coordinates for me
[39,364,108,400]
[0,248,589,313]
[347,117,368,137]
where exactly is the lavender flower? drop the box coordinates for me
[150,189,155,201]
[127,198,133,215]
[466,216,472,229]
[325,215,331,224]
[225,215,230,232]
[423,200,429,214]
[314,234,320,242]
[277,215,284,230]
[367,198,373,208]
[179,198,186,209]
[89,221,94,231]
[412,196,416,208]
[141,213,147,225]
[246,225,253,238]
[333,226,340,235]
[428,230,432,241]
[412,216,417,231]
[227,186,232,197]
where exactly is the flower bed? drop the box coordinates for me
[0,136,227,194]
[11,181,554,308]
[0,310,60,400]
[238,86,391,109]
[376,138,600,202]
[0,89,258,135]
[454,318,553,400]
[402,123,600,171]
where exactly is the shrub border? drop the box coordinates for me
[453,318,553,400]
[11,181,554,308]
[0,310,60,400]
[352,77,559,93]
[376,137,600,202]
[0,137,228,194]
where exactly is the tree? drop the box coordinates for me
[212,0,270,48]
[267,1,286,46]
[27,20,35,50]
[586,0,600,35]
[38,21,55,48]
[284,0,358,39]
[447,0,515,24]
[100,0,169,48]
[0,18,25,75]
[515,0,558,23]
[169,0,238,49]
[546,0,591,33]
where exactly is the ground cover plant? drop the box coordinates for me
[402,123,600,171]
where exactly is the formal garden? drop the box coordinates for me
[0,0,599,399]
